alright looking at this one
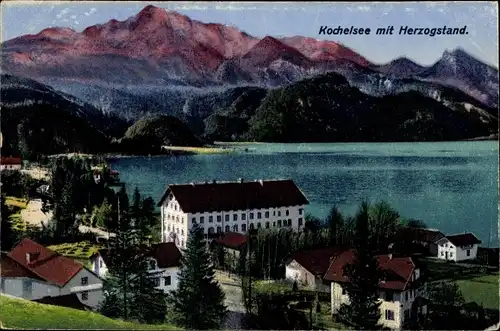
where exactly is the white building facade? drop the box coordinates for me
[158,179,310,249]
[91,243,182,294]
[1,248,103,309]
[0,157,22,171]
[436,233,481,262]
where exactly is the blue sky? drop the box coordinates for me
[1,1,498,66]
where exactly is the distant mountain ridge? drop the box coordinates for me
[2,5,497,110]
[0,4,498,150]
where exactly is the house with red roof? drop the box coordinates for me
[0,239,103,309]
[0,156,22,171]
[323,250,428,329]
[211,232,248,272]
[435,232,482,262]
[90,242,182,293]
[157,179,309,250]
[284,246,347,293]
[392,227,445,256]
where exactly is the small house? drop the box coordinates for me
[324,250,428,330]
[212,232,247,272]
[0,156,22,171]
[436,232,482,262]
[1,239,104,309]
[145,242,182,293]
[91,243,182,293]
[393,227,445,256]
[285,246,347,293]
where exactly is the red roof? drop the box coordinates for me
[157,179,309,212]
[147,242,182,268]
[7,239,83,286]
[0,252,43,280]
[443,233,482,247]
[290,246,348,277]
[323,249,415,291]
[1,157,22,165]
[214,232,247,250]
[96,243,182,269]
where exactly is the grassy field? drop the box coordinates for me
[253,279,293,294]
[456,273,499,310]
[5,197,28,232]
[5,196,28,209]
[161,145,235,154]
[0,295,179,330]
[424,259,492,281]
[47,241,102,260]
[313,302,352,330]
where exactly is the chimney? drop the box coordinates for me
[212,179,216,184]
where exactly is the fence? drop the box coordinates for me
[282,290,331,302]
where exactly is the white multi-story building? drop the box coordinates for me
[157,179,310,249]
[323,250,428,329]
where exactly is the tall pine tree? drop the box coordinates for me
[1,194,17,251]
[100,187,167,323]
[339,201,382,330]
[170,223,227,329]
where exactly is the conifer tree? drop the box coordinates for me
[170,223,227,329]
[100,187,167,323]
[129,254,168,324]
[339,201,382,330]
[1,194,17,251]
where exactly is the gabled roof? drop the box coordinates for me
[32,294,92,311]
[288,246,348,277]
[440,233,482,247]
[96,243,182,269]
[0,252,43,280]
[323,249,416,291]
[214,232,247,250]
[7,239,83,287]
[90,249,112,266]
[157,179,309,212]
[147,242,182,269]
[1,156,22,165]
[394,227,445,243]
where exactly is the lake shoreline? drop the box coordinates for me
[110,141,497,245]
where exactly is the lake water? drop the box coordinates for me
[108,141,499,246]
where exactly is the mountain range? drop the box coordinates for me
[0,5,498,155]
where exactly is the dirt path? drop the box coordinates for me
[19,199,115,239]
[20,199,52,227]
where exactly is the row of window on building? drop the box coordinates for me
[166,208,304,225]
[167,218,305,235]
